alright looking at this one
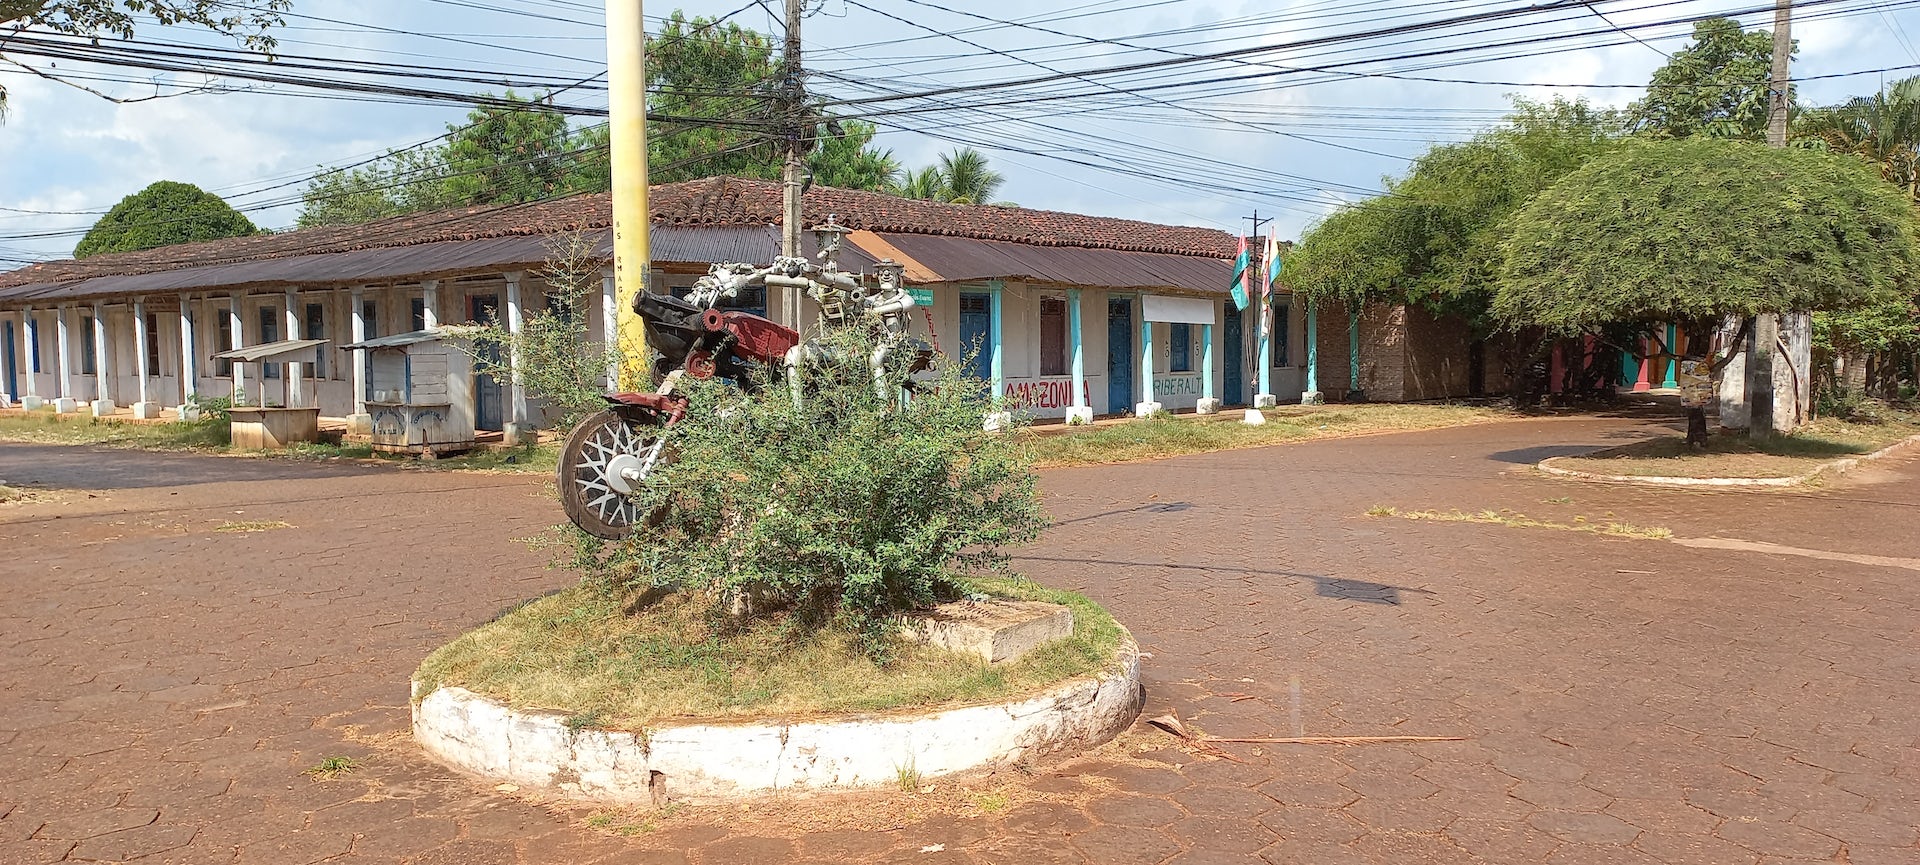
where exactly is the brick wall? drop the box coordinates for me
[1312,302,1503,401]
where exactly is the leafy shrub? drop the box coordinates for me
[584,325,1045,659]
[465,231,621,431]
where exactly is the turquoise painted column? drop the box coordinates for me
[1662,323,1679,388]
[988,281,1004,401]
[1201,322,1215,400]
[1139,314,1156,411]
[1067,288,1085,411]
[1304,303,1320,395]
[1348,307,1362,397]
[1256,293,1272,397]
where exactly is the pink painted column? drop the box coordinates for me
[1634,335,1653,392]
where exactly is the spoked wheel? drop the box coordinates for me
[557,408,670,539]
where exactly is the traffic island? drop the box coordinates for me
[1539,414,1920,487]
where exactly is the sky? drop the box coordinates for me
[2,0,1918,266]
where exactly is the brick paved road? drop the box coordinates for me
[3,414,1917,865]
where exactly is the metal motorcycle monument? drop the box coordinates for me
[557,221,928,538]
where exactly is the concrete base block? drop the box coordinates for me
[983,411,1014,433]
[0,393,9,408]
[19,395,44,410]
[1242,408,1267,425]
[346,413,374,434]
[904,599,1074,665]
[1134,401,1163,418]
[1300,390,1325,406]
[1254,393,1278,409]
[91,399,116,417]
[503,422,533,447]
[1064,406,1094,426]
[176,405,202,422]
[130,401,162,420]
[51,397,78,413]
[1195,397,1222,415]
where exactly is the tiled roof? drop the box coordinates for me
[0,177,1235,291]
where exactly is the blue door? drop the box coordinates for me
[958,292,992,382]
[1223,306,1244,404]
[3,321,15,399]
[469,294,504,431]
[1107,297,1133,413]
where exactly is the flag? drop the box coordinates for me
[1227,237,1250,311]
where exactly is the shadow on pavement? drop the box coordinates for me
[1012,553,1434,606]
[0,443,385,491]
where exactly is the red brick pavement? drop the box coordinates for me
[2,415,1917,865]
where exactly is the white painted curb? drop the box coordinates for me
[1537,434,1920,489]
[411,638,1143,804]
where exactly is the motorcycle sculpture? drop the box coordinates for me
[558,221,926,539]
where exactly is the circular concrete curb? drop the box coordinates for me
[1536,433,1920,489]
[410,638,1142,804]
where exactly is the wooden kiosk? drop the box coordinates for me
[210,338,329,449]
[341,329,478,456]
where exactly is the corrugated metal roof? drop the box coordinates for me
[211,338,328,362]
[859,233,1230,296]
[341,329,448,350]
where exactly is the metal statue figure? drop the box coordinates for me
[557,219,928,538]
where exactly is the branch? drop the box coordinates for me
[0,54,239,103]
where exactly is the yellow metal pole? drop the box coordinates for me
[607,0,651,390]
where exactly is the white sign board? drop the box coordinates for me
[1141,294,1213,325]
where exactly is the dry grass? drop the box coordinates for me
[412,577,1125,731]
[212,519,294,533]
[0,412,229,449]
[1367,505,1673,540]
[1549,410,1920,480]
[1023,403,1512,468]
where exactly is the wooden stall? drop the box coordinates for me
[342,329,477,456]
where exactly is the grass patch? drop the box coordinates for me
[212,519,293,533]
[0,413,229,449]
[1024,403,1511,468]
[1550,408,1920,480]
[1368,506,1672,540]
[0,484,28,504]
[303,756,358,780]
[413,576,1125,731]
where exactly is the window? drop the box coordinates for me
[145,313,162,377]
[305,303,326,378]
[80,315,97,375]
[216,313,233,376]
[1272,299,1291,368]
[1039,296,1067,377]
[363,300,379,340]
[409,297,427,331]
[27,316,40,374]
[259,307,280,379]
[1169,323,1193,373]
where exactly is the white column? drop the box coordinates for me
[20,306,38,403]
[228,293,247,404]
[1196,319,1221,415]
[285,287,302,408]
[132,298,158,418]
[53,305,75,410]
[422,280,440,329]
[1136,314,1161,418]
[349,286,369,429]
[91,302,115,415]
[602,268,619,389]
[178,293,198,411]
[503,271,530,444]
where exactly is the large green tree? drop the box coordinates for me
[1287,97,1627,327]
[1,0,287,118]
[75,180,260,258]
[1494,138,1920,436]
[1627,17,1786,140]
[889,147,1011,205]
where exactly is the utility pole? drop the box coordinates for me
[1750,0,1791,436]
[781,0,807,331]
[1244,212,1275,409]
[607,0,651,390]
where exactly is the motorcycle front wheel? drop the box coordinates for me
[557,408,670,539]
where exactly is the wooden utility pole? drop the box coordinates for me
[1750,0,1792,436]
[780,0,806,330]
[607,0,652,390]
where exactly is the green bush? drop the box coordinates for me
[585,326,1046,659]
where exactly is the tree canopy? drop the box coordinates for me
[75,180,260,258]
[1,0,287,118]
[889,147,1011,205]
[1627,17,1787,140]
[1493,138,1919,331]
[1285,98,1626,325]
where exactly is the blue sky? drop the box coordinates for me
[2,0,1917,265]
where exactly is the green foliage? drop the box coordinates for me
[461,232,620,431]
[1286,98,1626,324]
[807,121,900,191]
[1494,138,1920,331]
[891,147,1011,205]
[1628,17,1786,140]
[644,10,781,184]
[591,327,1046,658]
[1814,300,1919,354]
[74,181,260,259]
[1795,75,1920,201]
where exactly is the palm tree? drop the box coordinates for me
[936,147,1005,205]
[1796,75,1920,201]
[893,166,946,201]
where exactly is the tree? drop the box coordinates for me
[890,147,1011,205]
[1796,75,1920,201]
[1494,138,1920,437]
[1,0,287,118]
[808,121,900,192]
[643,10,781,184]
[1627,17,1787,140]
[75,180,260,258]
